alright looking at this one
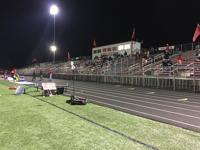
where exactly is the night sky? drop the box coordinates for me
[0,0,200,69]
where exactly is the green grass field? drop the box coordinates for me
[0,79,200,150]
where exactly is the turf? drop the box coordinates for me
[0,79,200,150]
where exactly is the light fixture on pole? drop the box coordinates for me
[49,5,59,64]
[50,4,59,42]
[50,45,57,64]
[50,5,59,15]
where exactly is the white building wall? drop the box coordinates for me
[92,41,141,59]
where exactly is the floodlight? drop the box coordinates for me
[50,5,59,15]
[50,45,57,52]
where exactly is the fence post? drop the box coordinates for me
[192,42,194,51]
[127,58,128,73]
[173,70,176,91]
[121,57,122,76]
[142,68,145,87]
[114,63,116,75]
[193,62,196,92]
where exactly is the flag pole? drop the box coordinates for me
[192,42,194,51]
[131,28,135,56]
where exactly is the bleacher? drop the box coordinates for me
[17,42,200,80]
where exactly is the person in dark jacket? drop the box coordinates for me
[32,71,36,81]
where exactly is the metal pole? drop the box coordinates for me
[142,67,145,87]
[173,70,176,91]
[73,70,75,96]
[192,42,194,51]
[115,63,116,75]
[193,62,196,93]
[121,57,122,75]
[131,41,133,56]
[53,51,55,64]
[54,15,56,42]
[53,15,56,64]
[127,58,128,74]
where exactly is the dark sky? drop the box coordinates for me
[0,0,200,69]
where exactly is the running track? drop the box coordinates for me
[32,77,200,132]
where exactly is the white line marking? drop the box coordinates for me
[75,83,200,102]
[68,87,200,113]
[178,98,188,101]
[89,99,200,130]
[147,92,155,94]
[71,86,200,108]
[72,91,200,120]
[129,88,135,90]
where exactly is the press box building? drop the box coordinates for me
[92,41,141,59]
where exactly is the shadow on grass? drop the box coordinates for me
[25,92,158,150]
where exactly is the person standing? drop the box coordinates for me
[4,71,7,80]
[32,71,36,81]
[40,70,43,81]
[176,54,184,65]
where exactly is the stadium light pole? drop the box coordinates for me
[50,45,57,64]
[50,4,59,64]
[50,4,59,42]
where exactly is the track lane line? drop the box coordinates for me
[67,90,200,120]
[68,87,200,113]
[74,85,200,107]
[87,98,200,131]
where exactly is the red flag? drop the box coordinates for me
[193,24,200,42]
[93,39,96,48]
[131,28,135,41]
[67,51,71,60]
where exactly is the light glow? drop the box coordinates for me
[50,5,59,15]
[50,45,57,52]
